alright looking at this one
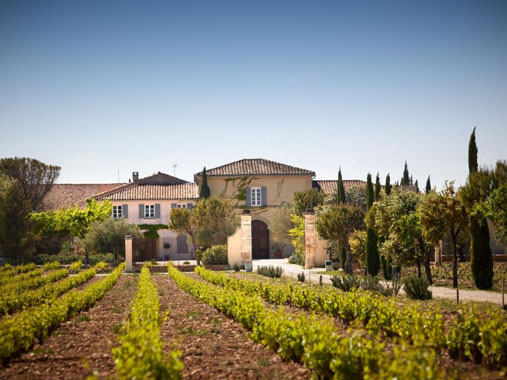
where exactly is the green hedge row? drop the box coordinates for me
[169,265,443,379]
[0,263,125,364]
[113,266,183,379]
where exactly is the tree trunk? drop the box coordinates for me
[424,253,433,284]
[452,235,458,288]
[416,260,421,278]
[345,245,353,274]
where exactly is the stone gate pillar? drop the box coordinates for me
[125,235,134,272]
[304,209,316,269]
[241,210,253,271]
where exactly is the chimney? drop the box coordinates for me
[132,172,139,182]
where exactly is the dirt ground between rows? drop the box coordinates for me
[153,273,312,380]
[0,274,138,380]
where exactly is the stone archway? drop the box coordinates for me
[252,220,270,259]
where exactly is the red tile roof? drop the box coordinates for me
[94,182,198,201]
[313,180,366,195]
[196,158,315,177]
[41,183,124,211]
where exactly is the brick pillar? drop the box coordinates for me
[125,235,134,272]
[241,210,253,271]
[304,209,316,269]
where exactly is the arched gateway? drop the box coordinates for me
[252,220,270,259]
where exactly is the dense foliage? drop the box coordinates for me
[201,245,228,265]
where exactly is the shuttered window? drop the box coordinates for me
[144,204,155,218]
[251,187,262,206]
[112,205,123,219]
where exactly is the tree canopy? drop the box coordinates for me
[293,189,324,216]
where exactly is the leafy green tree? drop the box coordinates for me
[425,176,431,194]
[419,182,468,288]
[0,176,34,263]
[481,183,507,245]
[288,214,305,265]
[269,202,294,251]
[349,230,367,269]
[199,167,211,199]
[0,157,60,211]
[401,161,410,186]
[317,204,365,274]
[293,189,324,216]
[385,173,392,195]
[82,218,142,262]
[365,174,380,275]
[189,197,239,251]
[168,207,198,259]
[460,160,506,289]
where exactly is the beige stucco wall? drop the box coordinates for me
[315,235,329,267]
[111,199,197,259]
[227,226,242,266]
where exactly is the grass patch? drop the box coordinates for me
[185,311,202,319]
[33,347,54,355]
[110,323,122,335]
[78,314,91,322]
[111,305,122,314]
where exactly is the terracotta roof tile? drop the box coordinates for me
[197,158,315,177]
[94,182,198,201]
[313,180,366,195]
[41,183,124,211]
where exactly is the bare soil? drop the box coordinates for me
[0,274,138,380]
[153,273,312,380]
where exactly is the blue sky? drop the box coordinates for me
[1,0,506,188]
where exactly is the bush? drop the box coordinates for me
[288,251,304,266]
[297,272,305,282]
[331,275,360,291]
[69,261,82,273]
[201,245,228,265]
[403,276,432,300]
[232,263,241,272]
[257,265,283,278]
[43,261,60,270]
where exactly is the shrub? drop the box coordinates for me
[257,265,283,278]
[69,261,82,273]
[232,263,241,272]
[297,272,305,282]
[43,261,60,270]
[183,261,190,265]
[402,276,432,300]
[331,275,360,291]
[288,251,304,266]
[201,245,228,265]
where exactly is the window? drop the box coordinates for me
[112,205,123,219]
[144,204,155,218]
[177,204,186,208]
[251,187,262,206]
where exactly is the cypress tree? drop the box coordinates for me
[468,127,478,173]
[336,169,347,269]
[415,179,419,193]
[365,173,380,276]
[425,176,431,194]
[468,128,493,289]
[385,174,392,195]
[199,167,211,199]
[401,161,410,186]
[374,173,381,201]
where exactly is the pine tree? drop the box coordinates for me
[336,168,347,269]
[401,161,410,186]
[425,176,431,194]
[374,173,381,201]
[365,173,380,276]
[468,128,493,289]
[199,167,211,199]
[415,180,419,193]
[385,174,392,196]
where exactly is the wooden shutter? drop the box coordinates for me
[122,204,128,218]
[155,204,161,218]
[246,187,251,207]
[261,187,267,206]
[139,204,144,218]
[171,203,177,209]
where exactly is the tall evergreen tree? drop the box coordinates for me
[401,161,410,186]
[385,174,392,195]
[199,167,211,199]
[468,127,478,173]
[365,173,380,275]
[425,176,431,194]
[374,173,381,201]
[336,168,347,269]
[467,128,493,289]
[415,179,419,193]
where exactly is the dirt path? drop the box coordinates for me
[0,274,138,380]
[153,274,311,380]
